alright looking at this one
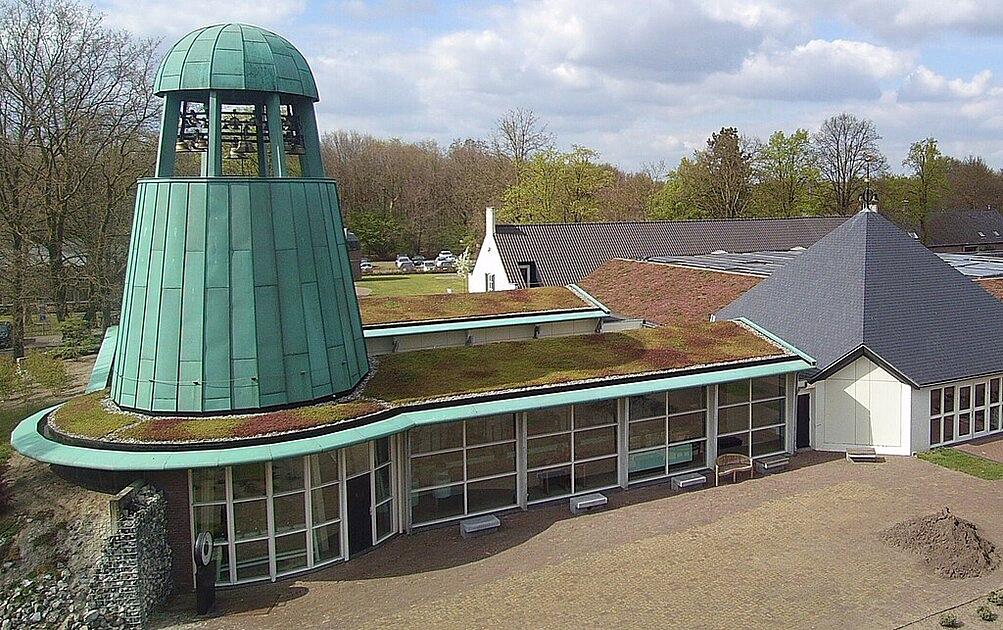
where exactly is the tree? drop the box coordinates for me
[901,138,949,243]
[500,146,615,223]
[647,158,704,220]
[752,129,822,216]
[943,156,1003,211]
[0,0,158,356]
[699,127,754,218]
[493,108,552,168]
[813,113,886,214]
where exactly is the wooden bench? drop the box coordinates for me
[845,447,878,463]
[570,492,608,514]
[754,454,790,474]
[460,514,500,539]
[670,471,707,491]
[715,453,753,486]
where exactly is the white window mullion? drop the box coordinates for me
[226,467,237,585]
[265,462,276,581]
[304,457,314,569]
[339,449,349,560]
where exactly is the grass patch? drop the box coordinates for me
[918,448,1003,480]
[58,395,386,443]
[360,286,590,326]
[579,259,760,325]
[0,400,54,464]
[46,322,787,443]
[363,321,783,404]
[49,390,136,438]
[357,273,466,297]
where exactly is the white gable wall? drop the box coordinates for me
[813,356,912,456]
[469,207,518,293]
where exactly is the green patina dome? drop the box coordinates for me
[154,23,319,101]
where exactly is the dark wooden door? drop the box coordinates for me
[796,393,811,449]
[347,473,373,557]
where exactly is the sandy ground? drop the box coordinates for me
[2,355,110,589]
[155,452,1003,630]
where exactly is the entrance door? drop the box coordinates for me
[347,473,373,557]
[796,393,811,450]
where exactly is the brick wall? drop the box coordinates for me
[146,470,194,591]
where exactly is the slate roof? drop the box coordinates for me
[716,210,1003,387]
[494,216,848,287]
[903,208,1003,248]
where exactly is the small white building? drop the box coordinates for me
[717,208,1003,456]
[469,207,519,292]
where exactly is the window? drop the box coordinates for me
[930,377,1003,447]
[526,402,618,503]
[190,442,392,586]
[517,262,540,287]
[716,377,787,459]
[409,415,517,526]
[485,273,496,292]
[627,387,707,483]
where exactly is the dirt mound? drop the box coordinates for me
[881,507,1000,579]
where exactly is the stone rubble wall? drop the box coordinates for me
[0,484,174,629]
[85,485,173,628]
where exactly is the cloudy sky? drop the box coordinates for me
[94,0,1003,172]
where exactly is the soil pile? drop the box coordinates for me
[881,507,1000,579]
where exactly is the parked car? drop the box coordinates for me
[360,260,374,274]
[413,255,426,267]
[437,250,456,264]
[435,258,456,271]
[420,260,437,272]
[397,258,415,272]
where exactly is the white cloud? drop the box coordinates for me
[898,66,994,101]
[717,39,914,101]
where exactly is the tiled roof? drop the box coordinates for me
[495,216,848,287]
[579,259,760,326]
[718,211,1003,386]
[899,209,1003,247]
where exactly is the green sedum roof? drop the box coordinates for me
[154,23,319,100]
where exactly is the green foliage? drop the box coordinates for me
[501,146,615,223]
[918,448,1003,480]
[978,605,998,622]
[647,159,705,220]
[0,461,10,515]
[54,317,98,359]
[454,246,474,277]
[901,138,950,242]
[752,129,823,217]
[20,353,69,394]
[347,210,408,259]
[0,357,25,402]
[647,128,754,220]
[939,612,960,628]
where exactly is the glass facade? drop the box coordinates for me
[930,376,1003,447]
[627,386,707,483]
[525,401,619,503]
[409,414,518,526]
[190,376,795,582]
[190,438,394,585]
[716,376,787,459]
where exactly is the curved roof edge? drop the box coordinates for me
[13,357,810,471]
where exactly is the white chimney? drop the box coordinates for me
[485,206,496,236]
